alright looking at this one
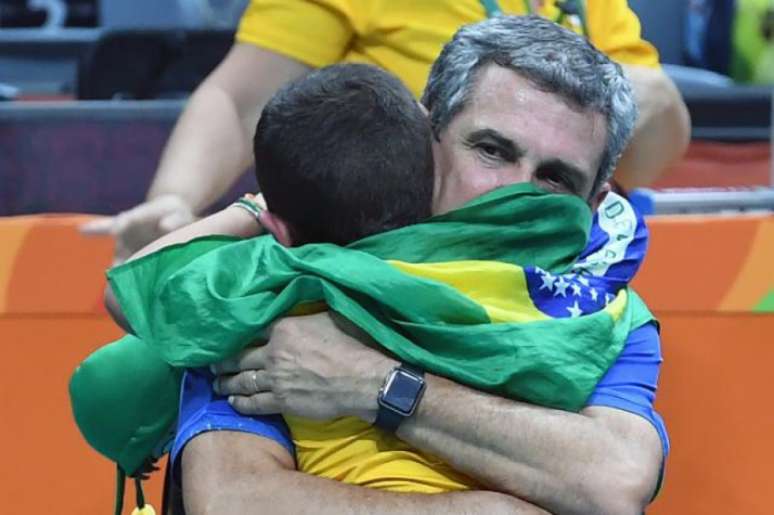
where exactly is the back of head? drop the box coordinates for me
[422,15,638,195]
[254,63,434,246]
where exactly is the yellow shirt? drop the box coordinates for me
[286,415,478,493]
[235,0,655,493]
[237,0,659,98]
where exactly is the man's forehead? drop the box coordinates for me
[461,65,607,173]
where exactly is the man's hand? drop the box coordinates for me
[212,312,395,422]
[81,194,196,264]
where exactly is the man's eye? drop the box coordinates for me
[476,143,503,159]
[538,172,571,191]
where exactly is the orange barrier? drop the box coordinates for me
[0,216,164,515]
[632,214,774,515]
[0,214,772,514]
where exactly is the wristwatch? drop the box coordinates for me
[374,364,426,433]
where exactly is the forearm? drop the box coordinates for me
[126,205,263,263]
[205,472,548,515]
[392,375,658,515]
[614,65,691,189]
[146,82,256,213]
[183,430,548,515]
[341,354,653,514]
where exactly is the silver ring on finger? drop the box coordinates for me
[251,370,260,393]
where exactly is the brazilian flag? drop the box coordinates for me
[108,183,654,412]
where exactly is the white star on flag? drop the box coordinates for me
[553,276,570,297]
[577,276,590,287]
[571,283,582,296]
[589,288,598,302]
[567,301,583,318]
[539,272,556,291]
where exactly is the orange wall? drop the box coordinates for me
[649,313,774,515]
[0,214,772,514]
[0,318,165,514]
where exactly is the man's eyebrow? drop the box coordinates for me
[466,129,525,161]
[537,158,591,195]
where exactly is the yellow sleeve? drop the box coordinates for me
[236,0,358,68]
[586,0,661,68]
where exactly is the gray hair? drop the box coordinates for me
[422,15,638,194]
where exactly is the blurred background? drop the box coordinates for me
[0,1,772,514]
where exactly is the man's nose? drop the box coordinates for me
[498,164,533,188]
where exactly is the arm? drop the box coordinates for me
[147,43,310,212]
[182,430,550,515]
[615,65,691,190]
[82,43,311,262]
[393,378,662,515]
[104,204,263,332]
[215,314,663,515]
[585,1,691,189]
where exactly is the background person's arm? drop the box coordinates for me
[82,44,311,262]
[615,65,690,189]
[585,0,691,189]
[215,313,662,515]
[182,431,551,515]
[147,44,310,211]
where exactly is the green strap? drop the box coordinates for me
[574,0,589,39]
[135,477,146,510]
[481,0,503,17]
[483,0,588,39]
[114,466,126,515]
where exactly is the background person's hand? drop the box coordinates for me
[80,194,196,264]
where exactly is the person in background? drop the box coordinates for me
[82,0,690,264]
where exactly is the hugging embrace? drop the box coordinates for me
[72,15,667,515]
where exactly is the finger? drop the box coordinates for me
[79,217,115,235]
[254,193,268,211]
[228,393,282,415]
[110,212,131,237]
[211,345,268,375]
[116,196,187,234]
[214,370,271,396]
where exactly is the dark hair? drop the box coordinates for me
[254,63,434,246]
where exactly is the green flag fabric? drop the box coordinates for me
[108,183,653,411]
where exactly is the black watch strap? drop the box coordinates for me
[374,364,425,433]
[374,403,405,433]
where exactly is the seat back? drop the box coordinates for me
[76,29,232,100]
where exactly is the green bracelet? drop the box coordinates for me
[231,196,264,223]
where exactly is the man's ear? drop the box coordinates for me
[589,181,612,212]
[259,211,295,247]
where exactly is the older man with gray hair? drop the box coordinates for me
[178,16,666,515]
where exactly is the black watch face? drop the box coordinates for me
[383,370,424,414]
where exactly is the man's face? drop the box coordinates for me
[432,64,609,215]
